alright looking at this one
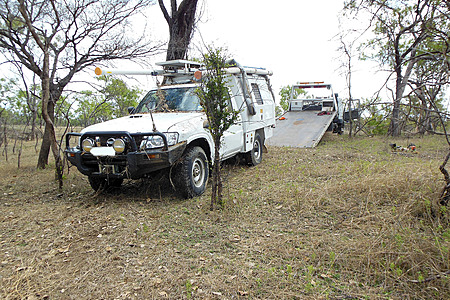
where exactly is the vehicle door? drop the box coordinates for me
[220,89,244,158]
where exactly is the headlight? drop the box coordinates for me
[140,132,179,150]
[113,138,126,153]
[82,138,94,152]
[148,135,165,148]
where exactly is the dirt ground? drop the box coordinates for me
[0,134,449,299]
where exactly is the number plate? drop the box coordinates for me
[90,147,115,157]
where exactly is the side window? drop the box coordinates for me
[226,89,237,111]
[251,83,263,105]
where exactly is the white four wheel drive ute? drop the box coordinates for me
[65,60,276,198]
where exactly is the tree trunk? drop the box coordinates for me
[36,99,55,168]
[389,99,402,136]
[210,144,221,211]
[28,82,39,141]
[159,0,198,61]
[417,88,428,135]
[40,51,63,189]
[389,64,403,136]
[389,49,416,137]
[210,132,226,211]
[348,99,353,137]
[30,106,37,141]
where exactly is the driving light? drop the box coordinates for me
[82,138,95,152]
[113,138,126,153]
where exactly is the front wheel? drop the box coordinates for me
[245,132,263,166]
[174,146,209,198]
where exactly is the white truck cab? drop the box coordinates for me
[65,60,276,198]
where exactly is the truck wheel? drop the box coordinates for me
[174,146,209,198]
[88,176,123,191]
[88,176,105,191]
[245,132,263,166]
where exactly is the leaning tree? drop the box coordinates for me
[0,0,161,178]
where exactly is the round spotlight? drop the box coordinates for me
[113,138,126,153]
[82,138,94,152]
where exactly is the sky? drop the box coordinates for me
[141,0,389,102]
[0,0,388,103]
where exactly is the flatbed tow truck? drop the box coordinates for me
[267,82,343,148]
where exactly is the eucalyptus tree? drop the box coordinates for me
[409,47,448,134]
[99,76,143,118]
[72,76,143,127]
[408,1,450,135]
[73,91,112,128]
[344,0,441,136]
[0,0,161,179]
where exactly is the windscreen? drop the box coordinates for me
[134,87,202,113]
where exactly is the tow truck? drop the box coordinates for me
[267,82,343,148]
[65,60,276,198]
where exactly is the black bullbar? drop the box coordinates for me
[64,131,187,179]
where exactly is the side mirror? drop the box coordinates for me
[127,106,135,114]
[203,120,209,129]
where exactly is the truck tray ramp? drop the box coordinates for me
[267,111,336,148]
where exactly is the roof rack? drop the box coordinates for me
[155,60,202,69]
[155,60,203,77]
[94,60,273,81]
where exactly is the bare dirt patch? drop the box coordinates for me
[0,134,449,299]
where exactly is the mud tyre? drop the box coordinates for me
[245,132,263,166]
[174,146,209,198]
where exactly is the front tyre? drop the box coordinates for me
[174,146,209,198]
[245,132,263,166]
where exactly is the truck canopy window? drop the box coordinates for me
[251,83,263,105]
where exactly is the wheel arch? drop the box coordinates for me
[256,128,265,142]
[186,138,212,163]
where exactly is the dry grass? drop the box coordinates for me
[0,133,449,299]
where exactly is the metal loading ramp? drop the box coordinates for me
[267,110,336,148]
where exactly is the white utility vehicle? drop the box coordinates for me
[65,60,276,198]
